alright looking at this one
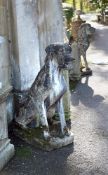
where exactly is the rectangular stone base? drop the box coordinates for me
[13,125,74,151]
[34,133,74,151]
[0,139,14,171]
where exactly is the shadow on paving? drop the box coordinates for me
[71,76,104,109]
[94,66,108,81]
[91,28,108,55]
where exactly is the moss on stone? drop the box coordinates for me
[69,80,79,90]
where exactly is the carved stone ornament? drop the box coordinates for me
[14,43,74,150]
[69,23,95,80]
[77,23,95,72]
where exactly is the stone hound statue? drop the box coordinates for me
[69,23,95,80]
[77,23,95,72]
[15,43,74,141]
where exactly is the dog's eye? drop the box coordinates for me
[59,48,63,52]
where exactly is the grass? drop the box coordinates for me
[16,147,32,158]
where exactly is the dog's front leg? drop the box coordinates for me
[56,98,68,135]
[39,102,50,140]
[83,52,90,70]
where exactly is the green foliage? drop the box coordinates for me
[62,0,108,13]
[64,7,74,23]
[89,0,108,14]
[62,0,72,4]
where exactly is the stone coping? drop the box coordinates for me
[0,139,14,171]
[0,85,12,103]
[0,139,10,152]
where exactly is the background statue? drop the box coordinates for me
[69,23,95,80]
[77,23,95,74]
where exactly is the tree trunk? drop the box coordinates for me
[80,0,83,11]
[73,0,76,10]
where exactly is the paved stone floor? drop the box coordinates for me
[1,20,108,175]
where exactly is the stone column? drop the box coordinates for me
[37,0,71,119]
[0,1,14,171]
[11,0,40,91]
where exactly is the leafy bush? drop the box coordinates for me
[63,7,74,29]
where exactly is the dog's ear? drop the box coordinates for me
[45,45,55,54]
[64,43,72,53]
[80,23,85,29]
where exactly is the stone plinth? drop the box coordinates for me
[13,124,74,151]
[0,87,14,171]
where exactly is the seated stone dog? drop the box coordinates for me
[77,23,95,71]
[15,43,74,140]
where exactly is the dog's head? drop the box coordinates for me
[45,43,74,70]
[84,23,95,36]
[79,23,95,37]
